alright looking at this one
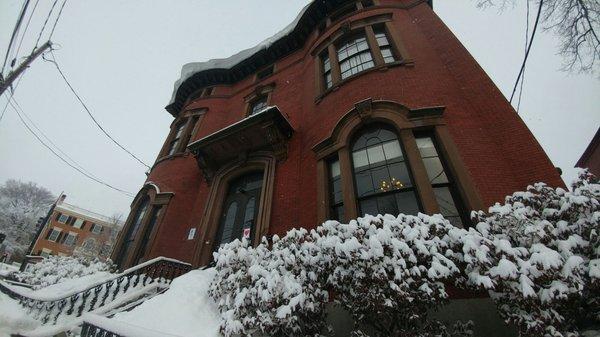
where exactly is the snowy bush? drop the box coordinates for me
[210,214,476,337]
[210,231,328,337]
[12,255,114,290]
[210,170,598,337]
[470,170,600,337]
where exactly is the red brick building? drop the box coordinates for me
[112,0,563,270]
[576,127,600,176]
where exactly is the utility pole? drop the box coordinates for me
[0,41,52,97]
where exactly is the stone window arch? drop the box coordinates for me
[313,99,483,226]
[111,183,173,269]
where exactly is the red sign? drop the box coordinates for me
[243,228,251,239]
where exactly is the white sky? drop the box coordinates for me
[0,1,598,217]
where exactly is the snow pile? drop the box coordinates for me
[0,262,19,277]
[469,169,600,337]
[11,255,114,290]
[0,291,41,336]
[111,268,221,337]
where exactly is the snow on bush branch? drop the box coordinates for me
[209,170,599,337]
[12,255,114,290]
[470,169,599,337]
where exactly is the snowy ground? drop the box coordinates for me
[109,268,221,337]
[0,291,41,336]
[0,262,19,278]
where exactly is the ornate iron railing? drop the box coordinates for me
[0,257,191,325]
[80,322,123,337]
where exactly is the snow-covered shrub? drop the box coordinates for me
[12,255,114,290]
[210,214,476,337]
[210,232,329,337]
[314,214,471,336]
[470,170,600,336]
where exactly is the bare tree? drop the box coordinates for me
[477,0,600,74]
[0,179,54,260]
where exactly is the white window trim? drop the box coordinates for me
[73,218,84,229]
[41,248,52,258]
[57,214,69,224]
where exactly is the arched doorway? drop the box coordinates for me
[214,172,263,251]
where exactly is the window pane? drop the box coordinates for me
[332,205,344,222]
[382,141,403,160]
[423,157,449,184]
[381,47,395,63]
[433,187,462,226]
[355,170,374,197]
[395,191,420,216]
[377,194,398,216]
[73,218,84,229]
[250,96,268,116]
[387,162,413,189]
[338,31,375,80]
[366,144,386,165]
[359,197,379,217]
[352,149,369,169]
[416,137,439,158]
[220,202,238,245]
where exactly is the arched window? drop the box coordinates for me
[351,124,420,217]
[114,196,149,267]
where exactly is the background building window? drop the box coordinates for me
[64,233,77,246]
[351,125,419,217]
[73,218,84,229]
[57,214,68,224]
[337,31,375,80]
[328,157,344,222]
[249,95,268,116]
[415,136,465,226]
[41,248,52,258]
[47,228,61,242]
[90,223,103,234]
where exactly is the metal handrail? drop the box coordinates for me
[0,257,191,324]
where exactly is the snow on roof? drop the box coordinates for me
[168,1,314,106]
[55,202,120,226]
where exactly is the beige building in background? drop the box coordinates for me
[31,197,122,261]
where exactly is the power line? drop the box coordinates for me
[32,0,59,51]
[2,0,30,75]
[10,94,100,180]
[45,51,151,169]
[8,97,135,198]
[516,0,531,113]
[509,0,544,104]
[0,72,26,126]
[14,0,41,64]
[48,0,68,41]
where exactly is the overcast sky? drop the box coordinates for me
[0,1,598,217]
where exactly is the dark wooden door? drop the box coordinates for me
[214,172,263,251]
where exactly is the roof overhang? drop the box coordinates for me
[188,106,294,182]
[166,0,433,116]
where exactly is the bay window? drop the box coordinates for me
[337,31,375,80]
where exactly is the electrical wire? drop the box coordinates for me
[8,97,135,198]
[44,51,151,169]
[509,0,544,104]
[48,0,68,41]
[14,0,41,64]
[0,72,26,125]
[2,0,30,74]
[516,0,530,113]
[10,95,101,180]
[32,0,59,51]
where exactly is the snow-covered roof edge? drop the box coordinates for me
[55,202,121,226]
[167,1,314,107]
